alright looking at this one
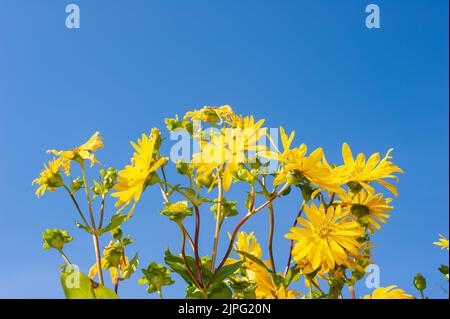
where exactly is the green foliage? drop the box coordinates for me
[210,199,239,218]
[60,265,118,299]
[97,214,127,236]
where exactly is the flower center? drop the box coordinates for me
[314,222,331,238]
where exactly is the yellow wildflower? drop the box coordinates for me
[111,129,167,217]
[192,117,267,191]
[259,127,341,192]
[363,285,413,299]
[333,143,403,196]
[32,157,64,197]
[47,132,104,176]
[286,203,364,273]
[338,190,393,233]
[434,234,449,250]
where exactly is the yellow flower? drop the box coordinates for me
[227,232,299,299]
[226,232,263,267]
[338,191,393,233]
[333,143,403,196]
[363,285,413,299]
[275,286,301,299]
[434,234,449,250]
[184,105,240,125]
[32,157,64,197]
[259,127,341,192]
[111,129,167,217]
[285,203,364,273]
[246,264,300,299]
[192,117,267,191]
[47,132,104,176]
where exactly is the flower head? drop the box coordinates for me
[286,203,364,273]
[333,143,403,196]
[363,285,413,299]
[434,234,449,250]
[259,128,341,192]
[192,116,267,191]
[111,129,167,217]
[338,191,393,233]
[32,157,64,197]
[47,132,104,176]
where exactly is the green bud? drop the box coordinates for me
[210,199,239,218]
[414,273,427,291]
[103,242,124,268]
[181,120,194,135]
[110,227,123,240]
[160,200,193,222]
[165,116,185,132]
[70,177,84,193]
[176,160,193,176]
[42,229,73,251]
[139,262,175,294]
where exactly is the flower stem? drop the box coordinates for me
[211,175,223,271]
[63,185,90,228]
[59,250,72,265]
[80,163,104,285]
[349,285,356,299]
[284,200,305,276]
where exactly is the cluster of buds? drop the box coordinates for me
[91,167,118,199]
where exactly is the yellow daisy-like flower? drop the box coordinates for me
[433,234,449,250]
[332,143,403,196]
[226,231,264,267]
[184,105,240,126]
[259,127,341,192]
[47,132,104,176]
[338,190,393,234]
[363,285,413,299]
[32,157,64,197]
[111,129,167,217]
[227,232,299,299]
[285,203,364,273]
[192,117,267,191]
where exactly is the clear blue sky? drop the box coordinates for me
[0,0,448,298]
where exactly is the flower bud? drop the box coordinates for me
[110,227,123,241]
[42,229,73,251]
[414,273,427,291]
[70,177,84,193]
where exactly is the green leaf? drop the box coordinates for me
[208,283,232,299]
[97,214,127,236]
[60,265,118,299]
[235,250,271,273]
[284,265,301,286]
[164,248,197,285]
[121,253,139,280]
[213,261,242,285]
[185,285,204,299]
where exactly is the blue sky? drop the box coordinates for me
[0,0,448,298]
